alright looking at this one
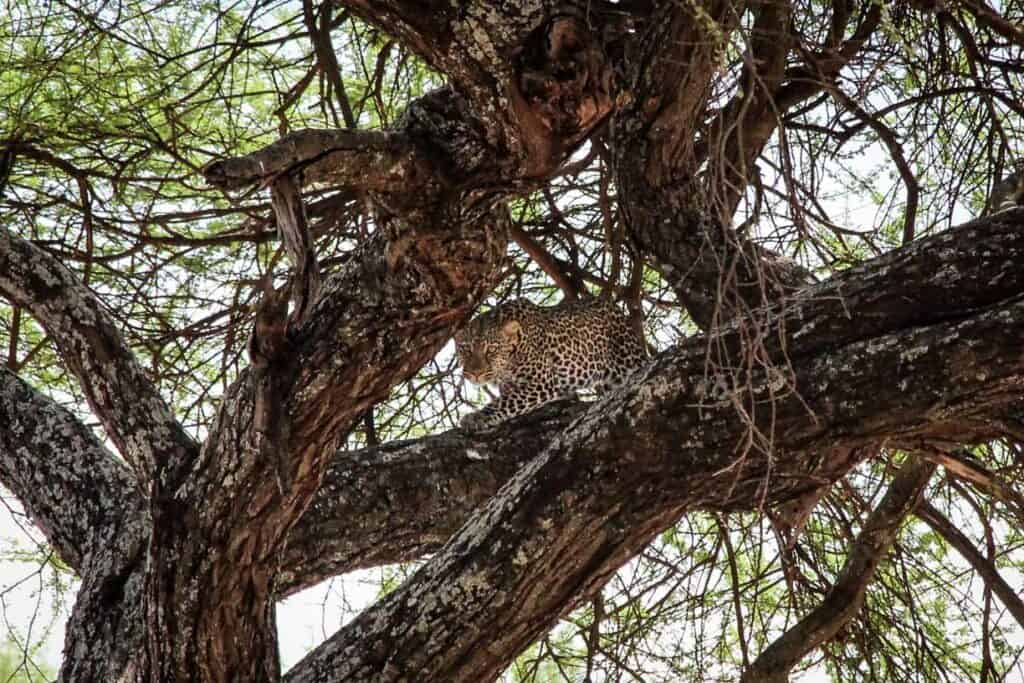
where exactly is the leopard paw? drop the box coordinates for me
[460,411,494,431]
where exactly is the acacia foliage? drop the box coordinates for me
[1,0,1023,681]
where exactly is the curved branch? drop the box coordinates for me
[0,368,142,571]
[614,3,821,329]
[303,0,356,129]
[0,230,198,480]
[705,0,794,218]
[827,85,920,244]
[705,1,883,219]
[740,457,937,683]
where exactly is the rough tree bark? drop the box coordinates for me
[1,1,1023,681]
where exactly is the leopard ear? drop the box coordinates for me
[501,320,522,342]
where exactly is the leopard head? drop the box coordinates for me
[454,313,523,385]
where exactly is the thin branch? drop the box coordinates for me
[916,501,1024,630]
[303,0,356,129]
[510,223,581,300]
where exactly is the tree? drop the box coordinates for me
[1,0,1023,680]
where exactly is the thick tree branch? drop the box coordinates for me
[0,230,198,480]
[290,292,1022,682]
[142,196,507,679]
[277,400,583,594]
[0,368,142,571]
[740,457,937,683]
[284,211,1024,681]
[951,0,1024,46]
[614,1,879,327]
[916,501,1024,630]
[617,1,743,184]
[274,210,1024,596]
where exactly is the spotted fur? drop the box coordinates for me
[454,297,649,429]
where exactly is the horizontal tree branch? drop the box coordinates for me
[203,129,420,191]
[284,211,1024,681]
[277,399,583,594]
[0,230,198,481]
[741,457,937,683]
[273,210,1024,593]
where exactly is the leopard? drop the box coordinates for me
[454,297,649,430]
